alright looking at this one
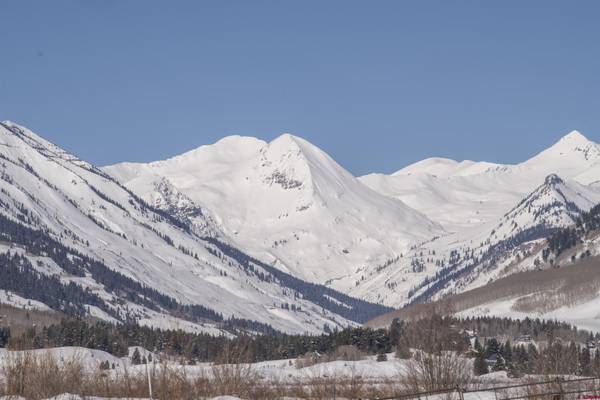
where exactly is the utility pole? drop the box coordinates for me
[146,356,153,399]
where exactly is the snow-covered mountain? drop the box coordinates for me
[4,119,600,333]
[367,169,600,332]
[106,129,600,312]
[0,121,392,334]
[360,131,600,232]
[106,134,443,286]
[498,173,599,232]
[368,205,600,332]
[367,251,600,333]
[346,131,600,316]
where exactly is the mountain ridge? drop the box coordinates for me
[106,132,443,288]
[4,120,600,333]
[104,127,600,330]
[0,121,392,334]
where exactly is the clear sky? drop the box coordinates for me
[1,1,599,175]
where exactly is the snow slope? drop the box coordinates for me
[360,131,600,232]
[5,119,600,331]
[0,121,390,334]
[458,296,600,334]
[346,131,600,305]
[106,134,443,286]
[106,129,600,311]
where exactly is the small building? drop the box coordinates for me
[515,335,532,343]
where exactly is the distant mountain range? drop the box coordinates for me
[3,121,600,332]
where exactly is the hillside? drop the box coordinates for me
[368,210,600,332]
[0,121,391,334]
[106,133,443,288]
[4,120,600,334]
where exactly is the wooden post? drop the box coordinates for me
[456,384,465,400]
[556,377,564,400]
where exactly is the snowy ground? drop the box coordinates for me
[0,396,243,400]
[0,346,514,399]
[1,346,595,400]
[458,295,600,333]
[0,346,413,382]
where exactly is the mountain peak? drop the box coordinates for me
[258,134,323,191]
[548,129,595,152]
[539,130,595,154]
[524,129,600,169]
[264,133,326,164]
[559,130,588,143]
[269,133,309,149]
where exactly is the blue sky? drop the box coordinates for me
[1,1,599,175]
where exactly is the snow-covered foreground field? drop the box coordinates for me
[0,396,244,400]
[0,346,565,400]
[0,346,419,382]
[0,397,244,400]
[2,346,599,400]
[0,396,506,400]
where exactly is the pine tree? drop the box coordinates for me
[473,338,483,353]
[389,318,402,346]
[503,340,513,363]
[527,343,539,373]
[486,338,500,358]
[581,347,592,376]
[592,349,600,376]
[473,351,488,376]
[492,354,507,371]
[131,348,142,365]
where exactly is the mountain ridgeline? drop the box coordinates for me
[2,120,600,333]
[0,121,391,335]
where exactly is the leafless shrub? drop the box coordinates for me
[295,344,365,369]
[210,339,257,398]
[305,374,341,400]
[387,306,473,397]
[330,344,365,362]
[398,305,467,355]
[403,350,471,395]
[295,351,321,368]
[0,346,468,400]
[0,350,87,400]
[337,364,366,399]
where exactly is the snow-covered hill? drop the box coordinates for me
[360,131,600,232]
[368,250,600,333]
[106,129,600,311]
[0,121,391,334]
[5,119,600,332]
[340,130,600,310]
[106,133,443,286]
[365,174,600,332]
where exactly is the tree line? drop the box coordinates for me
[473,336,600,377]
[3,314,599,378]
